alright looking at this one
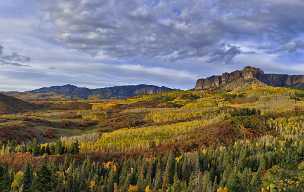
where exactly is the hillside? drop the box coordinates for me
[0,93,36,114]
[30,84,174,99]
[31,84,91,99]
[0,68,304,191]
[1,82,304,191]
[195,66,304,90]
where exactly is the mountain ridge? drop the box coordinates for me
[30,84,175,99]
[195,66,304,90]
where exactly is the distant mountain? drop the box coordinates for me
[91,84,175,99]
[30,84,175,99]
[0,93,36,114]
[31,84,91,99]
[195,66,304,90]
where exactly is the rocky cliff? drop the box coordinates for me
[195,66,304,90]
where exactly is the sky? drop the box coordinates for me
[1,0,304,91]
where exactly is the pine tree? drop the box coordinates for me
[194,152,202,173]
[181,157,191,181]
[31,139,40,156]
[0,165,11,192]
[70,141,80,154]
[250,168,261,191]
[45,144,51,155]
[187,173,197,192]
[172,175,182,192]
[162,152,175,190]
[202,171,211,192]
[23,164,33,192]
[153,161,162,191]
[40,146,46,155]
[55,140,64,155]
[137,161,147,191]
[33,164,55,192]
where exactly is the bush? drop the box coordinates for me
[231,108,260,117]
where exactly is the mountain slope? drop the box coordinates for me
[91,84,174,99]
[0,93,36,114]
[31,84,91,99]
[30,84,175,99]
[195,66,304,90]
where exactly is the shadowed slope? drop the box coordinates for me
[0,93,37,114]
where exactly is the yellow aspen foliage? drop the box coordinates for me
[40,143,49,148]
[56,171,65,177]
[144,186,153,192]
[217,187,229,192]
[89,180,97,191]
[128,184,139,192]
[91,102,118,111]
[103,161,117,172]
[175,155,182,163]
[261,187,271,192]
[11,171,24,191]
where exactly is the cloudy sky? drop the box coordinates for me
[1,0,304,91]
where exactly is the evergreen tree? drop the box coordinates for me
[70,141,80,154]
[172,175,182,192]
[181,157,191,181]
[23,164,33,192]
[0,165,11,192]
[33,164,55,192]
[45,144,51,155]
[31,139,40,156]
[55,140,64,155]
[153,161,162,191]
[162,152,175,190]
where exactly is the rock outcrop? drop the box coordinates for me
[195,66,304,90]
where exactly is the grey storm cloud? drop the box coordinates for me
[207,45,242,65]
[0,44,31,67]
[41,0,304,64]
[270,40,304,53]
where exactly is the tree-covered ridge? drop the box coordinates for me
[0,82,304,191]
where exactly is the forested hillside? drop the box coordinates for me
[4,0,304,191]
[0,81,304,191]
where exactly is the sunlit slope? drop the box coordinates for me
[74,82,304,153]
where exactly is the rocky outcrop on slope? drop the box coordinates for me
[195,66,304,90]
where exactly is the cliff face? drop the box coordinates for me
[195,66,304,90]
[261,74,304,88]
